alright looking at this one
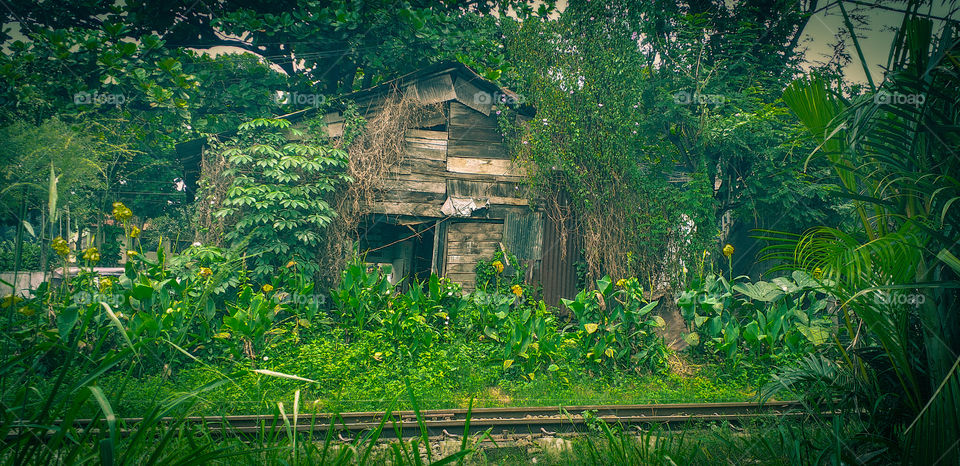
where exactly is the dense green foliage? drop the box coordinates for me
[213,118,351,280]
[677,271,834,364]
[764,13,960,463]
[500,0,838,282]
[1,0,958,464]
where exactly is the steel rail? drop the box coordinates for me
[8,401,821,441]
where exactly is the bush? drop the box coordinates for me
[562,276,668,373]
[0,238,46,270]
[676,271,835,365]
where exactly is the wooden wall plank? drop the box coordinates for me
[445,222,503,235]
[376,191,446,203]
[406,129,448,141]
[445,254,489,264]
[447,179,526,199]
[387,180,446,194]
[447,157,524,177]
[448,125,502,143]
[447,140,508,159]
[449,102,497,129]
[404,145,446,162]
[444,219,504,291]
[371,202,442,217]
[399,158,447,173]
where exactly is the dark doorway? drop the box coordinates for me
[409,225,435,285]
[358,216,436,289]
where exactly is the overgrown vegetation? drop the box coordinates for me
[2,0,958,464]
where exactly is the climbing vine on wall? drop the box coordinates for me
[500,4,716,288]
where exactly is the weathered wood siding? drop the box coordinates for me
[364,99,527,218]
[319,69,547,293]
[443,220,503,291]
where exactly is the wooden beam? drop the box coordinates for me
[447,157,525,177]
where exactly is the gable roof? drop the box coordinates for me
[175,61,526,164]
[282,60,526,123]
[173,61,528,200]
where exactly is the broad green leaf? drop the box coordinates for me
[796,324,830,345]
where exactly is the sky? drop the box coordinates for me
[794,1,959,84]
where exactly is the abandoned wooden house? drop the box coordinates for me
[177,62,579,305]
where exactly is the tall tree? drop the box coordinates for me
[502,0,833,282]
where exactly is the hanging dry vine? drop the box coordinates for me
[316,88,441,286]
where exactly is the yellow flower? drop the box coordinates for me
[82,247,100,263]
[616,278,627,287]
[511,284,523,297]
[199,267,212,277]
[213,332,231,339]
[51,236,70,257]
[722,244,734,258]
[99,277,113,292]
[127,250,138,257]
[813,267,823,280]
[262,284,274,293]
[111,202,133,222]
[286,260,297,268]
[492,260,504,274]
[1,294,23,308]
[128,225,141,238]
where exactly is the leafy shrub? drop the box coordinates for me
[475,249,527,295]
[329,256,395,334]
[0,238,46,270]
[167,243,246,296]
[473,291,566,380]
[562,276,668,373]
[98,223,124,266]
[676,271,835,364]
[214,117,351,281]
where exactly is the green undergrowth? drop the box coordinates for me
[93,339,759,417]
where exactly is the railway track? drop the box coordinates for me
[13,401,817,441]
